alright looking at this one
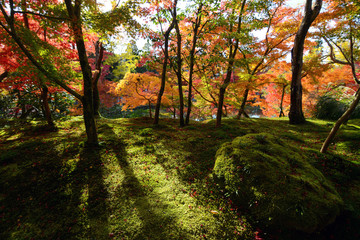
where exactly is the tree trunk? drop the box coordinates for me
[154,17,175,125]
[65,0,98,146]
[185,3,203,125]
[0,71,8,82]
[215,0,246,128]
[92,41,104,118]
[237,88,249,119]
[289,0,322,124]
[20,106,34,119]
[81,96,98,146]
[0,1,96,145]
[175,18,184,127]
[216,86,227,127]
[40,85,56,129]
[148,101,152,118]
[279,85,287,117]
[320,89,360,153]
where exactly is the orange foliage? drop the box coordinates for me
[109,72,177,117]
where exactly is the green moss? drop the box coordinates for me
[214,133,344,233]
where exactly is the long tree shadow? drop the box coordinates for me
[73,146,110,239]
[99,123,182,239]
[0,123,113,240]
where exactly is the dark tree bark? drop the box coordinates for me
[148,101,152,118]
[185,3,203,125]
[40,85,56,129]
[21,0,55,129]
[92,41,104,118]
[0,71,8,82]
[0,1,97,145]
[279,84,287,117]
[289,0,322,124]
[174,16,184,127]
[65,0,98,146]
[216,0,246,127]
[153,1,177,125]
[237,88,250,119]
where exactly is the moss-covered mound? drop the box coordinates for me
[213,133,343,233]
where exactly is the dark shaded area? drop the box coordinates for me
[315,95,360,121]
[0,128,109,239]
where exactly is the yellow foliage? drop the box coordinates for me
[110,72,177,110]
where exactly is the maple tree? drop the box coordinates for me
[109,72,176,118]
[143,0,178,125]
[0,1,80,126]
[289,0,322,124]
[0,0,100,145]
[213,0,247,127]
[231,0,297,119]
[315,0,360,152]
[0,0,140,145]
[183,1,205,125]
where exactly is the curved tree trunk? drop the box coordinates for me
[289,0,322,124]
[320,89,360,153]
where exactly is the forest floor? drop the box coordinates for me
[0,117,359,239]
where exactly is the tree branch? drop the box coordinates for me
[13,11,69,21]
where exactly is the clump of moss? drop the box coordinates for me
[214,133,343,233]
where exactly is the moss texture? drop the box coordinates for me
[214,133,343,233]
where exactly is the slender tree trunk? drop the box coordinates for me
[20,106,34,119]
[40,85,56,129]
[215,0,246,128]
[216,85,227,127]
[21,0,30,29]
[279,85,286,117]
[148,101,152,118]
[92,41,104,118]
[185,4,203,125]
[237,88,249,119]
[175,18,184,127]
[22,0,54,129]
[289,0,322,124]
[321,89,360,153]
[154,18,176,125]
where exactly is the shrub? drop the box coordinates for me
[315,95,360,120]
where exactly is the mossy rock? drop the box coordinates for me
[213,133,343,233]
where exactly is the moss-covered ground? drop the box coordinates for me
[0,117,359,239]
